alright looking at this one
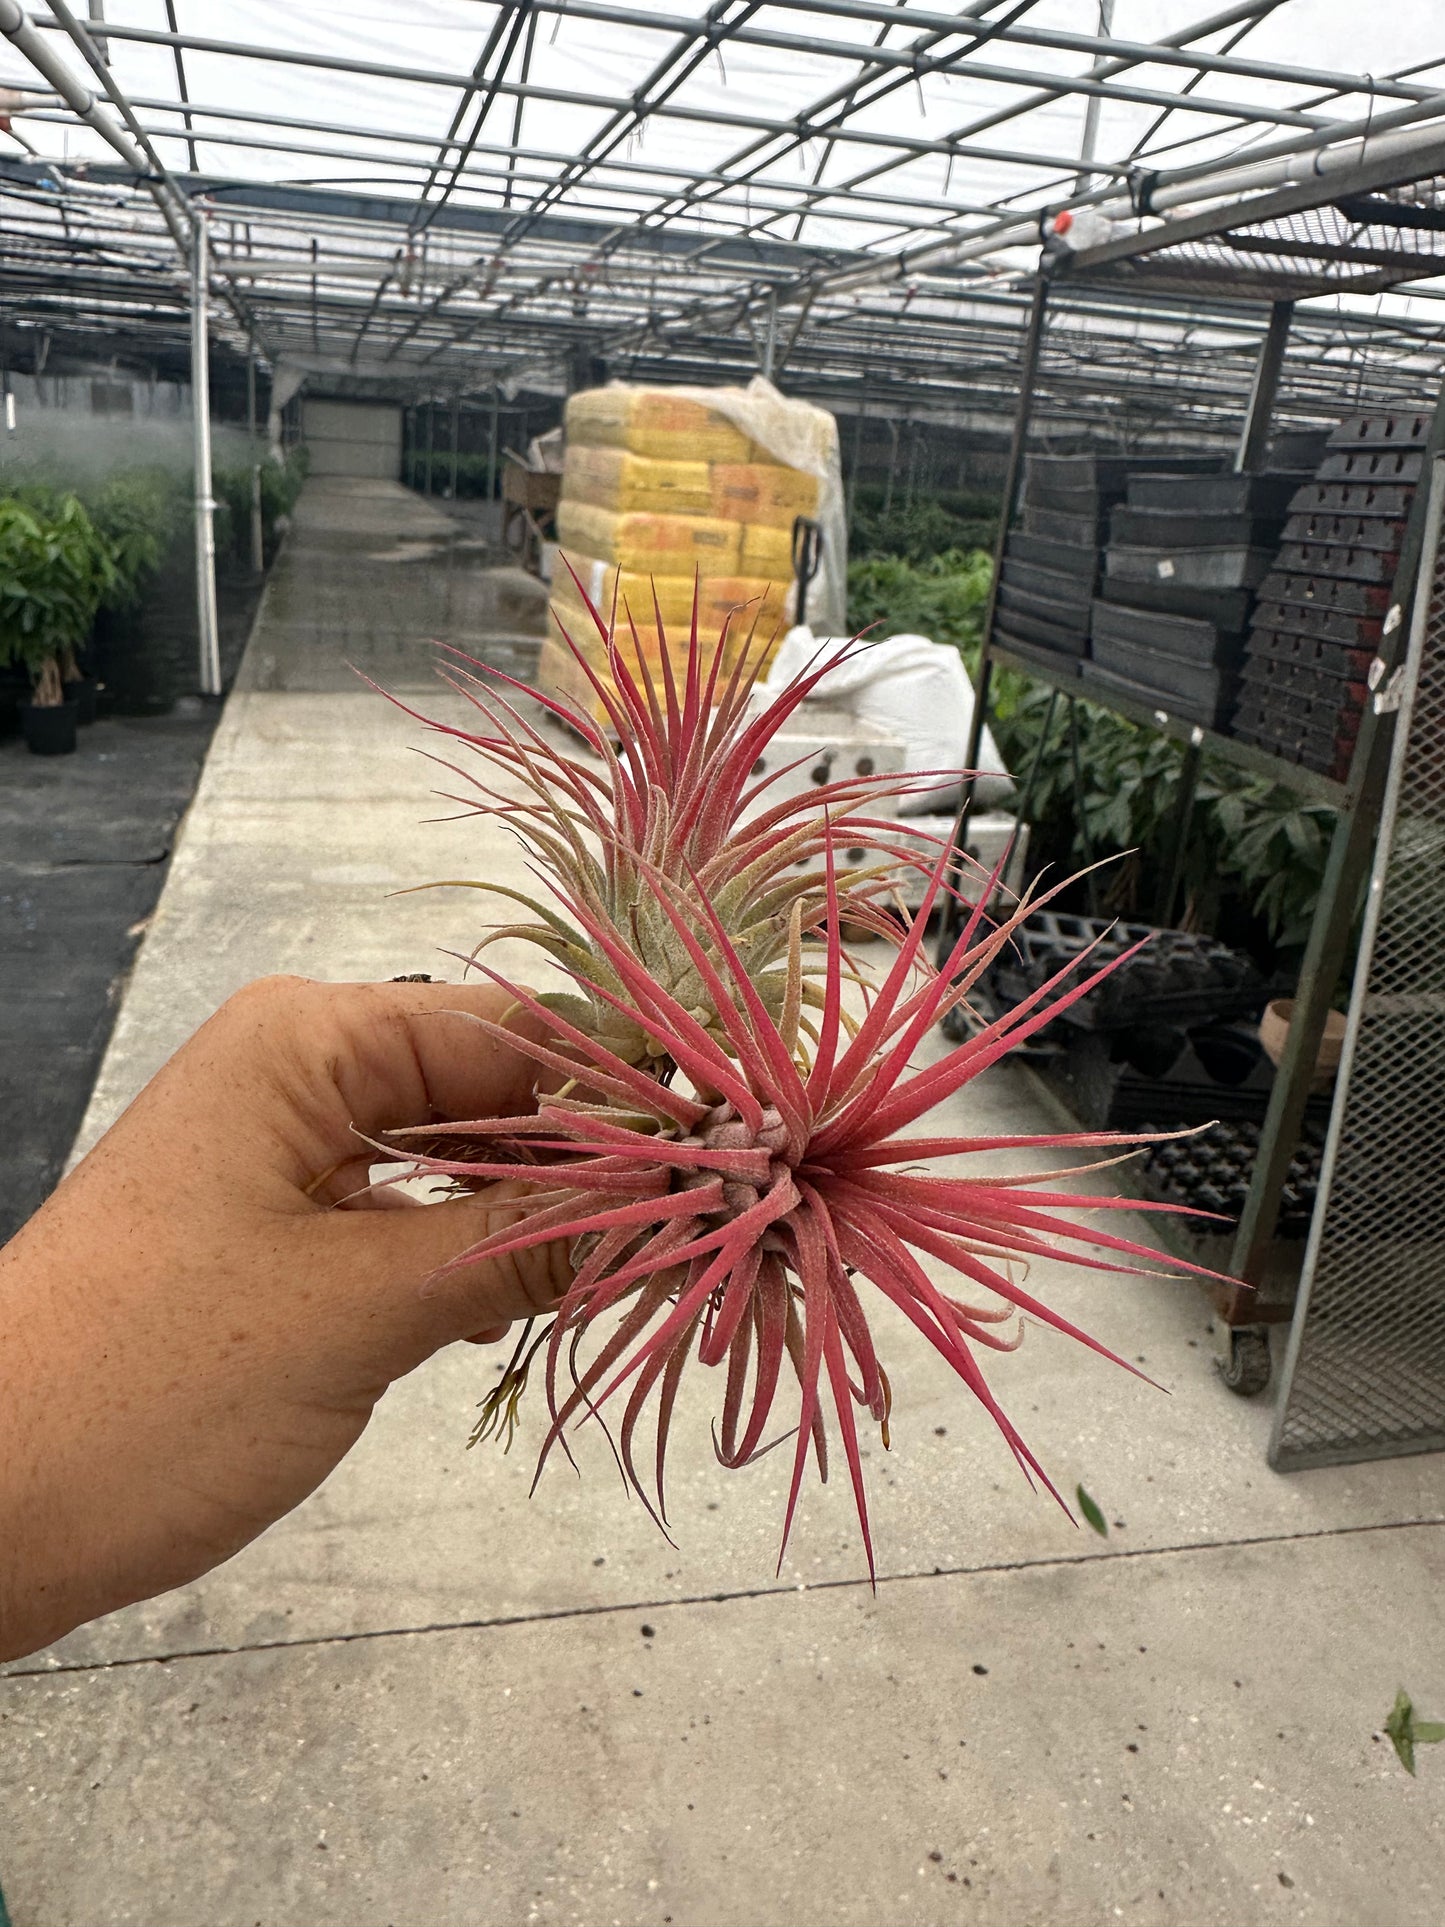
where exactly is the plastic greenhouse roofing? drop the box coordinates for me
[4,1,1445,431]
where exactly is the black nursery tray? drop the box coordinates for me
[1099,580,1257,629]
[993,614,1090,659]
[997,580,1092,643]
[1238,654,1368,711]
[1327,411,1433,451]
[1141,1119,1326,1238]
[1105,543,1276,592]
[1045,1023,1291,1131]
[1007,532,1099,576]
[987,913,1265,1033]
[1273,539,1399,584]
[1251,597,1385,647]
[1281,510,1407,552]
[1021,504,1105,546]
[1256,572,1390,617]
[1126,470,1306,517]
[1080,653,1235,729]
[1231,701,1357,780]
[1090,598,1246,667]
[1287,479,1416,520]
[1316,448,1424,485]
[1109,506,1285,549]
[1001,557,1095,616]
[1026,453,1221,496]
[1246,626,1375,681]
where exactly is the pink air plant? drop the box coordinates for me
[380,592,1211,1578]
[376,586,956,1069]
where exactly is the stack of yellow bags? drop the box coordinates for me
[547,387,818,713]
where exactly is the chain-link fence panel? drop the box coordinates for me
[1270,464,1445,1470]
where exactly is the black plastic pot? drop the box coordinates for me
[20,697,80,756]
[67,676,100,725]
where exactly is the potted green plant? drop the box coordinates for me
[86,469,185,716]
[0,492,114,755]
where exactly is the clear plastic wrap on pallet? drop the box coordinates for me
[560,376,846,634]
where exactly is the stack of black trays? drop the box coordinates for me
[1231,412,1426,779]
[1088,461,1312,726]
[996,453,1222,663]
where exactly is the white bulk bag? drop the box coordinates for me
[758,628,1015,814]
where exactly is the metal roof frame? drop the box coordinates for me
[1,2,1444,435]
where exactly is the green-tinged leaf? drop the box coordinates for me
[1383,1686,1445,1774]
[1076,1484,1108,1537]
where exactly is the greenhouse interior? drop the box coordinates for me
[2,4,1445,1925]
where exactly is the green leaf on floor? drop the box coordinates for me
[1384,1687,1445,1775]
[1076,1484,1108,1537]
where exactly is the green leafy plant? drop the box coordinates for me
[213,446,310,563]
[849,484,999,561]
[0,492,115,705]
[847,548,993,655]
[85,468,188,607]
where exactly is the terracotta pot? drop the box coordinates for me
[1258,997,1346,1084]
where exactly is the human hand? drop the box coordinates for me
[0,976,570,1663]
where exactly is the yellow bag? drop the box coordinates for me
[557,501,742,574]
[562,444,713,517]
[739,522,796,578]
[565,387,753,463]
[709,462,818,529]
[552,555,700,632]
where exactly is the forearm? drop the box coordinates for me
[0,1210,116,1660]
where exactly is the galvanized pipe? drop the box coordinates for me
[0,0,192,251]
[191,214,221,697]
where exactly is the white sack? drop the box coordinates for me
[760,628,1015,814]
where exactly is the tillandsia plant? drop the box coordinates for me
[380,590,1205,1574]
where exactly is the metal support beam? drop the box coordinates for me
[190,215,221,697]
[934,271,1050,965]
[1235,299,1293,472]
[246,339,263,572]
[1074,0,1116,196]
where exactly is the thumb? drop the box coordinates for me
[320,1179,573,1369]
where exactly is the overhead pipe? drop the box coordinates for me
[813,96,1445,301]
[0,0,192,251]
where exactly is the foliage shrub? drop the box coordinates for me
[0,491,116,702]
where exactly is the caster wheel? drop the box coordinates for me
[1217,1329,1271,1398]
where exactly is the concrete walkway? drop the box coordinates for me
[3,480,1442,1926]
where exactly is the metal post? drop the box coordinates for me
[487,387,500,500]
[246,339,263,573]
[1073,0,1114,196]
[934,271,1050,963]
[1234,300,1293,474]
[190,214,221,697]
[1153,727,1204,925]
[762,293,777,382]
[425,403,435,496]
[450,391,460,499]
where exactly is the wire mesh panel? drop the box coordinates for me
[1270,464,1445,1470]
